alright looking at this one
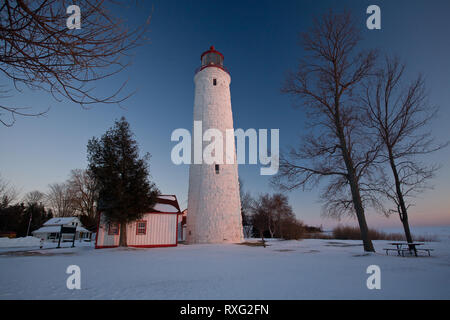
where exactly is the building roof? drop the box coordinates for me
[32,225,90,234]
[150,195,181,214]
[158,195,176,201]
[44,217,80,226]
[97,195,182,216]
[153,203,179,213]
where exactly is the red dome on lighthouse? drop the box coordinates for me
[196,45,229,74]
[200,46,224,63]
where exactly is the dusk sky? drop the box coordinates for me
[1,0,449,229]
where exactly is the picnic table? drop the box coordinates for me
[384,242,433,257]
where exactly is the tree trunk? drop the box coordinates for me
[119,222,127,247]
[387,147,413,245]
[334,104,375,252]
[260,231,266,248]
[348,173,375,252]
[277,217,283,239]
[401,213,413,243]
[268,220,275,238]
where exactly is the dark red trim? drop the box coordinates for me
[95,244,177,249]
[130,244,177,248]
[136,220,147,235]
[175,214,179,245]
[195,64,229,75]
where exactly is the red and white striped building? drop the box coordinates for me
[95,195,186,249]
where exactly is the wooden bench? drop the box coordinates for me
[415,248,434,256]
[384,248,402,255]
[384,247,434,257]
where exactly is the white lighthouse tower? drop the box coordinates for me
[186,46,243,244]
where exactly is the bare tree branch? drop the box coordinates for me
[67,168,98,219]
[0,0,151,126]
[46,182,75,217]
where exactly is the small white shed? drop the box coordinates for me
[32,217,92,241]
[95,195,182,249]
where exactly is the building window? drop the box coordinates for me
[136,221,147,235]
[108,223,119,235]
[215,164,220,174]
[213,78,217,86]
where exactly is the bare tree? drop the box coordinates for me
[23,190,46,205]
[361,57,448,244]
[251,194,273,247]
[251,193,296,240]
[239,178,254,235]
[272,11,378,252]
[0,0,151,126]
[67,169,98,219]
[241,192,254,238]
[271,193,295,239]
[0,174,19,208]
[46,182,74,217]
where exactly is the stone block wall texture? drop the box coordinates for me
[186,67,244,243]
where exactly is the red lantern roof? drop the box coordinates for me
[196,45,229,75]
[200,45,224,61]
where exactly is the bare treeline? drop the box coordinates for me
[1,169,98,219]
[46,169,98,218]
[0,175,19,209]
[0,0,151,126]
[240,189,305,244]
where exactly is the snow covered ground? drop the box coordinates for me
[0,230,449,299]
[0,236,41,248]
[0,237,92,253]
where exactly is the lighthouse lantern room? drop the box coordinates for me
[197,46,228,74]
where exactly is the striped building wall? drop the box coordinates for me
[95,212,178,248]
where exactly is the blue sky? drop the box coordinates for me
[1,0,449,229]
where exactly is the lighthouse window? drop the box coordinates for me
[215,164,220,174]
[213,78,217,86]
